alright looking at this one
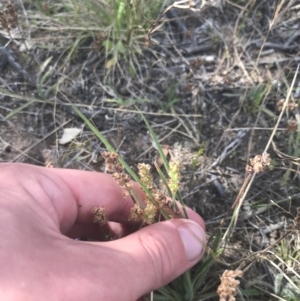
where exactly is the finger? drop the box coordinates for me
[0,163,205,236]
[46,166,145,227]
[4,219,206,301]
[66,203,205,240]
[80,218,207,301]
[0,163,144,233]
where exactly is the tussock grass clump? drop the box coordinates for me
[30,0,164,72]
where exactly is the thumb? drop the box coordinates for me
[107,218,206,300]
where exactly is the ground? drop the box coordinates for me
[1,0,300,300]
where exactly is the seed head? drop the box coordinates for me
[168,160,180,195]
[91,206,108,225]
[137,163,153,191]
[102,151,132,197]
[0,2,18,32]
[246,152,270,173]
[217,269,243,301]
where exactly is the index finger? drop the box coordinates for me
[0,163,205,233]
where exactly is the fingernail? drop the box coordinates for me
[177,220,206,261]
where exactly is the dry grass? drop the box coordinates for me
[1,0,300,300]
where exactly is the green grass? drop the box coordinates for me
[30,0,164,74]
[248,84,269,114]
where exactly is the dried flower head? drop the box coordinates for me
[246,152,270,173]
[102,151,132,197]
[128,196,158,225]
[277,98,298,112]
[91,206,108,225]
[153,191,165,204]
[143,200,158,225]
[102,151,123,173]
[217,269,243,301]
[289,102,299,111]
[111,172,132,197]
[0,2,18,32]
[137,163,153,191]
[129,194,181,224]
[287,118,298,132]
[129,203,145,222]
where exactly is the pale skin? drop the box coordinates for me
[0,163,206,301]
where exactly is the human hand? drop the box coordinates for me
[0,163,206,301]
